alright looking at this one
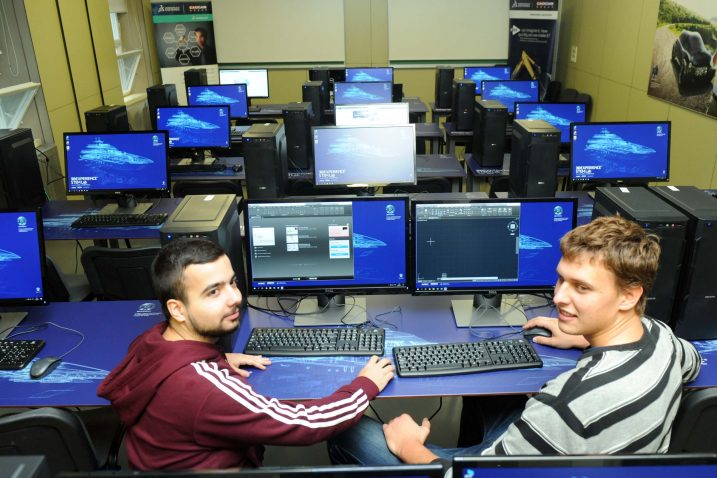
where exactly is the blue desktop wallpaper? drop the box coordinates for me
[515,103,586,143]
[0,212,43,301]
[414,200,575,292]
[460,464,717,478]
[313,125,415,186]
[249,199,408,290]
[187,84,248,118]
[571,123,670,182]
[334,82,393,105]
[156,106,230,148]
[464,66,511,93]
[481,80,539,113]
[65,133,168,193]
[345,67,393,83]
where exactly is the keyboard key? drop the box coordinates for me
[71,213,167,228]
[0,340,46,370]
[244,327,384,357]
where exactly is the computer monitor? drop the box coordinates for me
[334,102,410,126]
[464,66,511,94]
[218,68,270,98]
[481,80,539,113]
[186,84,248,119]
[63,131,170,215]
[345,67,394,83]
[412,197,577,327]
[334,82,393,105]
[453,454,717,478]
[570,121,671,185]
[0,209,46,339]
[514,102,587,145]
[155,105,230,165]
[312,124,416,188]
[244,196,410,325]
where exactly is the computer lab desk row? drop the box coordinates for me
[1,296,716,408]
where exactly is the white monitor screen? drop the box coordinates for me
[335,103,409,126]
[218,68,269,98]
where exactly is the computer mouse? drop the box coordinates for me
[29,356,62,379]
[523,326,553,339]
[232,164,243,172]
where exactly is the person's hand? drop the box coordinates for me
[523,316,590,349]
[358,355,395,391]
[382,414,438,464]
[225,353,271,377]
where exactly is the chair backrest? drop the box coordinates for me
[44,255,70,302]
[558,87,578,102]
[488,176,511,198]
[669,388,717,453]
[383,177,452,194]
[172,180,243,198]
[0,407,99,475]
[81,246,161,300]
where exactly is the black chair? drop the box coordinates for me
[383,177,452,194]
[558,87,578,102]
[172,180,243,198]
[81,246,161,300]
[488,176,511,198]
[669,388,717,453]
[44,256,92,302]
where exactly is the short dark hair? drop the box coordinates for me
[152,238,227,320]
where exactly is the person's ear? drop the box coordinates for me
[166,298,187,323]
[618,285,643,312]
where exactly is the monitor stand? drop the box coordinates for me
[0,311,28,340]
[451,293,526,328]
[294,294,367,326]
[97,194,153,215]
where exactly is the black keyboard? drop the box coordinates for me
[169,162,226,172]
[393,338,542,377]
[244,327,384,356]
[0,340,45,370]
[71,213,167,228]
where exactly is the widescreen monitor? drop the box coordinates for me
[187,84,248,119]
[312,124,416,187]
[218,68,269,98]
[514,102,586,144]
[570,121,671,184]
[412,197,577,327]
[345,67,394,83]
[244,196,410,325]
[334,102,409,126]
[464,66,511,94]
[334,82,393,105]
[481,80,539,113]
[156,106,230,150]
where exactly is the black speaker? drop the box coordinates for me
[147,84,178,130]
[302,80,326,126]
[84,105,130,132]
[242,123,287,198]
[282,102,314,170]
[508,119,560,197]
[451,79,476,131]
[184,68,207,87]
[0,128,45,210]
[435,67,454,109]
[392,83,404,103]
[473,99,507,167]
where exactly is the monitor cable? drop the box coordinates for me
[4,321,85,360]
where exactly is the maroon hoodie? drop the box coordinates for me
[98,323,379,470]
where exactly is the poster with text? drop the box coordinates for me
[151,2,216,68]
[647,0,717,118]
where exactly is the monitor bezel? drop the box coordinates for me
[0,208,47,307]
[186,83,249,119]
[569,120,671,184]
[333,81,394,106]
[345,66,394,83]
[463,65,511,94]
[514,102,587,145]
[243,195,411,297]
[217,67,270,98]
[311,124,417,188]
[155,105,232,152]
[480,79,539,113]
[63,130,171,197]
[410,196,578,296]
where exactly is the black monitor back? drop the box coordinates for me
[147,84,178,130]
[0,128,46,210]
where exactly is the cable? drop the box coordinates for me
[6,321,85,359]
[368,403,386,424]
[428,397,443,421]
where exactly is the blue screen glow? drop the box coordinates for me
[334,82,393,105]
[156,106,230,149]
[515,102,587,143]
[345,67,393,83]
[0,211,44,303]
[481,80,539,113]
[187,84,248,118]
[464,66,511,94]
[459,464,717,478]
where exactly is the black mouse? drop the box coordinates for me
[30,356,62,379]
[523,326,553,339]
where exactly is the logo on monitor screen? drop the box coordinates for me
[553,206,564,217]
[385,204,396,216]
[16,216,27,227]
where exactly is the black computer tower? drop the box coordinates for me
[282,102,314,170]
[435,67,454,109]
[147,84,178,130]
[308,67,332,110]
[242,123,287,198]
[451,79,476,131]
[302,80,326,126]
[184,68,207,87]
[473,99,507,167]
[650,185,717,339]
[85,105,129,132]
[0,128,45,210]
[392,83,404,103]
[592,186,688,325]
[508,119,560,197]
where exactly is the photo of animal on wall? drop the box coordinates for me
[647,0,717,118]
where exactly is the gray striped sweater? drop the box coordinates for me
[484,318,701,455]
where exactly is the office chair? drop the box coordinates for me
[558,87,578,102]
[172,180,243,198]
[383,177,452,194]
[81,246,161,300]
[669,388,717,453]
[488,176,511,198]
[44,255,92,302]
